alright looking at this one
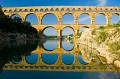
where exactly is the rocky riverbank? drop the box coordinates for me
[78,27,120,68]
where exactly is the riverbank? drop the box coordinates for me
[78,27,120,68]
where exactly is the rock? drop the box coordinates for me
[114,60,120,68]
[78,28,120,68]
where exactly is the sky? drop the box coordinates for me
[0,0,120,7]
[0,0,120,36]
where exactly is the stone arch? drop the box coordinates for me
[42,39,58,51]
[95,13,107,25]
[41,26,58,51]
[50,8,54,11]
[42,13,58,24]
[11,14,22,19]
[55,8,59,11]
[30,9,34,12]
[62,26,75,36]
[42,26,58,36]
[78,53,89,65]
[61,26,74,51]
[10,14,22,23]
[11,56,22,64]
[35,9,39,12]
[41,53,58,65]
[25,13,38,25]
[78,13,91,24]
[62,53,74,65]
[79,26,88,32]
[24,9,28,12]
[40,8,44,12]
[62,13,74,24]
[111,13,120,24]
[25,53,38,64]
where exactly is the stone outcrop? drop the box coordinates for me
[78,28,120,68]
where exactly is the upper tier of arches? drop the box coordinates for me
[10,12,120,25]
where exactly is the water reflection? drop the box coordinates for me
[78,54,89,65]
[42,53,58,65]
[11,56,22,64]
[0,38,108,73]
[62,53,74,65]
[42,39,58,51]
[26,53,38,64]
[62,39,74,51]
[0,40,39,72]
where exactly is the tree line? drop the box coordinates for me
[0,6,38,38]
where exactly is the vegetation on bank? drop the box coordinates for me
[90,22,120,60]
[92,22,120,44]
[0,6,39,40]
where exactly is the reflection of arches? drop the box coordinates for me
[62,13,74,24]
[78,13,91,24]
[42,26,58,36]
[95,13,106,25]
[62,40,74,51]
[43,40,58,51]
[111,13,120,24]
[62,54,74,65]
[26,53,38,64]
[41,53,58,65]
[11,14,21,19]
[12,56,22,64]
[42,13,58,24]
[25,13,38,25]
[61,26,74,51]
[78,54,88,65]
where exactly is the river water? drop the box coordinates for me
[0,38,120,79]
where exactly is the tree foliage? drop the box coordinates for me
[0,6,38,35]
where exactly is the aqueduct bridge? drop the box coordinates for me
[1,6,120,72]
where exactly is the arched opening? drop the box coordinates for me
[62,27,74,50]
[26,13,38,25]
[62,26,74,36]
[41,53,58,65]
[111,13,120,24]
[42,27,58,51]
[11,56,22,64]
[62,53,74,65]
[42,13,58,24]
[78,13,91,24]
[43,40,58,51]
[78,27,88,37]
[11,14,21,19]
[42,27,58,36]
[62,13,74,24]
[25,53,38,64]
[79,27,87,32]
[11,14,22,23]
[95,13,106,25]
[78,54,88,65]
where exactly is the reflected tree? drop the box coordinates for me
[0,40,39,73]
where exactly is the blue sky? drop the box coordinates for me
[1,0,120,36]
[0,0,120,7]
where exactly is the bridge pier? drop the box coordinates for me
[57,30,62,48]
[74,30,78,49]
